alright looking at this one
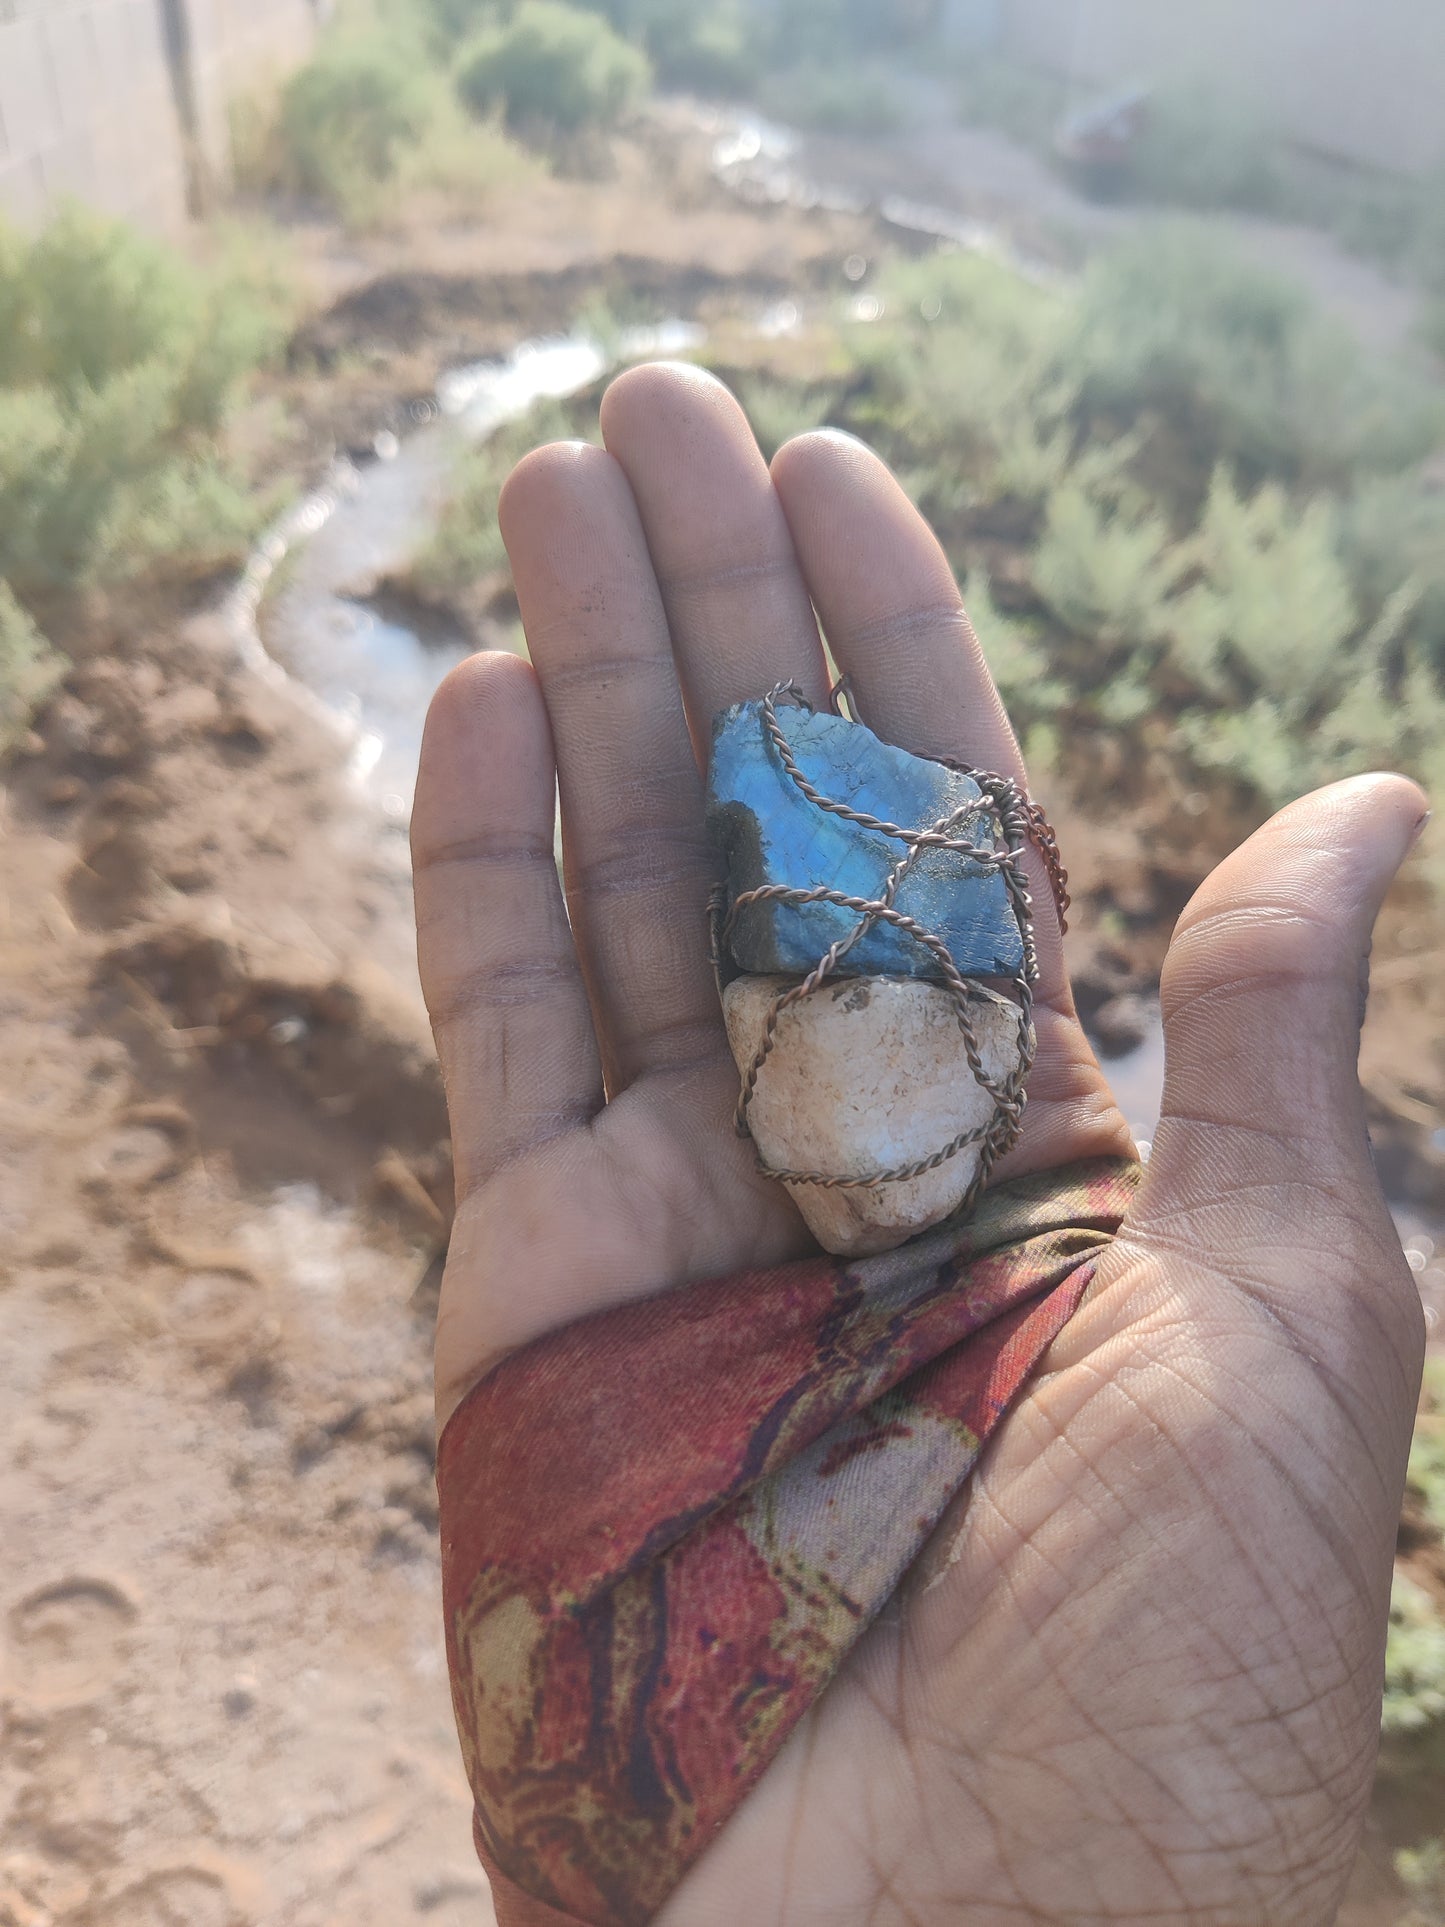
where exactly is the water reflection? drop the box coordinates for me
[234,322,703,815]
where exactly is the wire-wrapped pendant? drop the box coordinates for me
[707,682,1066,1256]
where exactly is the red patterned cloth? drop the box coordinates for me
[438,1156,1140,1926]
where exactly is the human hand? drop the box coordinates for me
[412,364,1427,1924]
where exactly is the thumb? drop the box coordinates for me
[1127,772,1428,1341]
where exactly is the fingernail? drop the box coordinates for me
[1409,809,1432,848]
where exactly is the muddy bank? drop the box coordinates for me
[0,606,470,1924]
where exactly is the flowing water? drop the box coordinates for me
[225,323,703,813]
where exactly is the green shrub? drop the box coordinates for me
[828,232,1445,845]
[1150,473,1445,807]
[1174,620,1445,812]
[857,252,1074,509]
[962,569,1064,724]
[1067,225,1444,490]
[0,207,281,430]
[1174,697,1318,808]
[102,453,279,581]
[1031,478,1185,652]
[1395,1837,1445,1920]
[623,0,761,92]
[546,0,761,92]
[0,581,66,751]
[277,28,442,220]
[425,0,494,48]
[1409,1364,1445,1536]
[456,3,651,133]
[242,19,536,227]
[1126,82,1289,215]
[1339,473,1445,672]
[1384,1573,1445,1735]
[398,103,541,206]
[1166,472,1357,706]
[0,377,271,591]
[0,213,193,396]
[0,387,69,582]
[0,210,284,592]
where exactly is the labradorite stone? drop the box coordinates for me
[706,701,1024,980]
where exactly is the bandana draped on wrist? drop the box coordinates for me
[438,1155,1140,1926]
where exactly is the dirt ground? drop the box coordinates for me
[1,111,1442,1927]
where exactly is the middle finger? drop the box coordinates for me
[599,363,832,755]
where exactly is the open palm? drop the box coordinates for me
[413,366,1427,1925]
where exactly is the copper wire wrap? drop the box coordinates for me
[710,681,1072,1204]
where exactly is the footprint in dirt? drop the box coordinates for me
[90,1868,244,1927]
[84,1105,195,1197]
[165,1267,278,1358]
[4,1575,138,1709]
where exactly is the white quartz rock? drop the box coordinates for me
[722,973,1028,1259]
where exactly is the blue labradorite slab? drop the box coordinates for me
[706,701,1024,979]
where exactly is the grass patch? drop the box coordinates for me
[1409,1362,1445,1538]
[850,251,1077,515]
[1397,1836,1445,1923]
[1031,481,1183,657]
[1385,1572,1445,1736]
[278,27,440,213]
[0,208,290,594]
[0,581,66,752]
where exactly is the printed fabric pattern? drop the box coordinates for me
[438,1156,1141,1925]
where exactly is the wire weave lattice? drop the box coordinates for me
[712,682,1071,1206]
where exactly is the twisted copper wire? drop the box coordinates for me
[718,682,1069,1200]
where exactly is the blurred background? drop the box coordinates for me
[1,1,1443,1921]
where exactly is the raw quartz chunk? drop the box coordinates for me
[706,700,1024,981]
[723,974,1029,1257]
